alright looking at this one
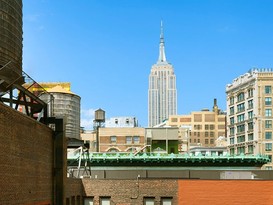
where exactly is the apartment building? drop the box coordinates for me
[99,127,145,152]
[168,99,226,148]
[226,69,273,169]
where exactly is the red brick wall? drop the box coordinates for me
[0,104,53,205]
[178,180,273,205]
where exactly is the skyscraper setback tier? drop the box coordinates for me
[148,22,177,127]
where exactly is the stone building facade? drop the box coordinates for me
[226,69,273,169]
[168,99,226,148]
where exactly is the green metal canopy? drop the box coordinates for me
[67,152,270,168]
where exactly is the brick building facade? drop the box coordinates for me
[99,127,145,152]
[0,103,54,205]
[0,103,83,204]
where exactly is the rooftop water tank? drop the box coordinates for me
[40,85,81,139]
[0,0,24,91]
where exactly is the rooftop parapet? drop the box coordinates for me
[226,68,273,92]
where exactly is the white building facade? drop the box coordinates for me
[105,117,138,128]
[148,22,177,127]
[226,69,273,169]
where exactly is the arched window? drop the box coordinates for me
[107,148,119,153]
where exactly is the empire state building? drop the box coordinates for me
[148,22,177,127]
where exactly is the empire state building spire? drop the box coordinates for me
[149,21,177,127]
[158,21,167,63]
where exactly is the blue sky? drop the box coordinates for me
[23,0,273,129]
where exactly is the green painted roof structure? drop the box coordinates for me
[67,152,270,168]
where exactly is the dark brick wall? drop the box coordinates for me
[82,178,178,205]
[65,178,84,205]
[0,103,53,205]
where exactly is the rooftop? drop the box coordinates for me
[67,152,269,169]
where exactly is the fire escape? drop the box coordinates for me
[0,62,53,123]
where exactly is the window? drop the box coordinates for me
[248,145,254,154]
[133,136,140,144]
[230,127,235,135]
[210,132,214,137]
[108,148,118,152]
[265,143,272,151]
[265,109,272,117]
[248,133,253,141]
[110,136,117,144]
[230,137,234,144]
[205,125,209,130]
[248,122,253,130]
[248,100,253,109]
[237,135,245,143]
[210,125,214,130]
[237,124,245,133]
[265,132,272,140]
[230,148,235,155]
[77,196,81,205]
[230,107,234,115]
[237,103,245,112]
[144,197,155,205]
[248,111,253,119]
[230,117,234,125]
[194,125,202,130]
[210,139,214,144]
[237,114,245,123]
[72,196,75,205]
[205,139,209,144]
[161,198,172,205]
[265,97,272,106]
[237,92,245,102]
[205,132,209,137]
[265,86,272,94]
[237,146,245,154]
[126,136,132,144]
[265,120,272,128]
[84,197,94,205]
[248,89,253,98]
[100,197,110,205]
[230,96,234,105]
